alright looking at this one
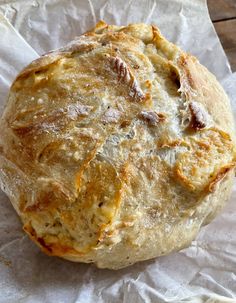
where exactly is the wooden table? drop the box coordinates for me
[208,0,236,72]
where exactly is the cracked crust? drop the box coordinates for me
[0,22,235,269]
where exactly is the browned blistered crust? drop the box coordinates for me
[0,22,235,269]
[188,101,209,130]
[23,223,80,256]
[139,111,166,126]
[208,163,236,193]
[108,56,145,101]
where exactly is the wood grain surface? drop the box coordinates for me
[208,0,236,72]
[208,0,236,21]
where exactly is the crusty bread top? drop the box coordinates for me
[0,22,235,265]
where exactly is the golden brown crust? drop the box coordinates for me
[208,163,235,193]
[0,22,235,269]
[177,53,235,139]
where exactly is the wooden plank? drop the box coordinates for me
[213,19,236,72]
[208,0,236,21]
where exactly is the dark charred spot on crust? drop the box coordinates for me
[34,68,49,76]
[23,224,53,255]
[120,120,131,128]
[190,115,206,130]
[24,222,79,256]
[189,102,208,131]
[133,64,140,69]
[37,237,53,253]
[170,69,180,89]
[174,77,180,88]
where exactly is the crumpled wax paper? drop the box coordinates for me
[0,0,236,302]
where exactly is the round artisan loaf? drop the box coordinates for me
[0,22,235,269]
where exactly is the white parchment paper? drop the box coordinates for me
[0,0,236,302]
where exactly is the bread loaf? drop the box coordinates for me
[0,21,235,269]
